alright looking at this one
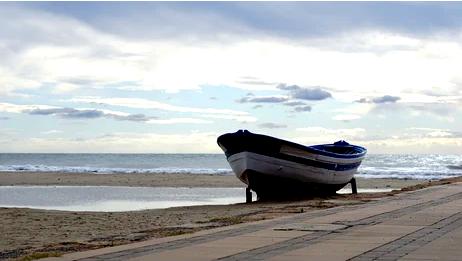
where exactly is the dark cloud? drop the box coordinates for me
[0,116,10,120]
[252,105,263,109]
[291,88,332,100]
[111,113,154,122]
[277,83,331,101]
[258,122,287,129]
[356,95,401,104]
[26,107,154,122]
[293,105,312,112]
[26,2,462,41]
[276,83,301,91]
[283,101,306,107]
[28,108,103,118]
[237,96,289,103]
[372,95,401,104]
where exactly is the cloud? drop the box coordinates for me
[28,108,104,119]
[41,130,62,135]
[0,131,223,153]
[111,113,153,122]
[237,77,277,86]
[200,114,257,123]
[291,87,332,101]
[292,127,367,145]
[283,101,306,107]
[369,101,460,122]
[332,103,375,122]
[356,95,401,104]
[0,116,9,120]
[25,2,462,41]
[332,114,361,121]
[407,102,455,117]
[0,102,59,113]
[403,127,462,138]
[293,105,312,112]
[0,102,156,122]
[277,84,332,101]
[372,95,401,104]
[30,107,211,124]
[147,118,212,125]
[26,107,156,122]
[237,96,289,103]
[385,127,462,141]
[297,127,366,137]
[276,83,302,91]
[258,122,287,129]
[71,97,249,116]
[3,4,462,99]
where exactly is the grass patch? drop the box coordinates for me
[19,252,61,261]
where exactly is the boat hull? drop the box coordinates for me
[217,130,366,199]
[228,151,354,199]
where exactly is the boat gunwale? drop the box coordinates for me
[217,130,367,160]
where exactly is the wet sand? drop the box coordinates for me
[0,172,458,260]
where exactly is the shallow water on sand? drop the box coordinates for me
[0,186,392,212]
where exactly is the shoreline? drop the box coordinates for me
[0,171,425,188]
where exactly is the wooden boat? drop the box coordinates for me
[217,130,367,199]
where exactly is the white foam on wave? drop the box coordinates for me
[0,164,233,175]
[357,166,462,180]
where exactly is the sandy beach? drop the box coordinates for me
[0,172,454,260]
[0,171,424,188]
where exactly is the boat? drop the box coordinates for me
[217,130,367,199]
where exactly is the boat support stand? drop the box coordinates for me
[246,187,252,203]
[350,178,358,194]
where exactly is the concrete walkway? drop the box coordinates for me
[50,182,462,261]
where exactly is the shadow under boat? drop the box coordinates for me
[217,130,367,201]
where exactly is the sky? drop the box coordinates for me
[0,2,462,154]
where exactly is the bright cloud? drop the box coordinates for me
[70,97,249,116]
[2,4,462,100]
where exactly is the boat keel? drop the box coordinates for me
[244,170,348,201]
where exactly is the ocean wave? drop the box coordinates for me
[357,166,462,180]
[447,165,462,170]
[0,164,233,175]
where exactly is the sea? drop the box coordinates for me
[0,153,461,180]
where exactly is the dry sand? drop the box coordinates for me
[0,172,457,260]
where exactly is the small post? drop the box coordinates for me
[246,187,252,203]
[350,178,358,194]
